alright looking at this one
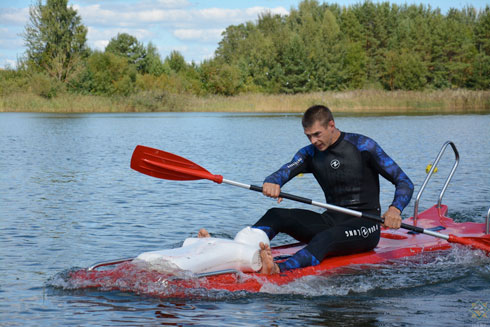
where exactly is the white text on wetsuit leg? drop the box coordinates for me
[344,224,379,239]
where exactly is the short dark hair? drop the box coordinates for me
[302,105,334,128]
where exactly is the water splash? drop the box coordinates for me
[260,246,489,296]
[47,246,489,299]
[47,261,236,299]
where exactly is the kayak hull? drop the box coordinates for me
[68,204,489,295]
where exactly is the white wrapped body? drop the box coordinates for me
[135,227,269,274]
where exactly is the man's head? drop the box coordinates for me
[302,105,334,129]
[302,105,339,151]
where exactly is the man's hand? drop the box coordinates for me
[262,182,283,203]
[382,206,402,229]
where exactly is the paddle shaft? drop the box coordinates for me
[131,145,488,252]
[222,178,449,240]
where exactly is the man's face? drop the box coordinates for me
[304,120,336,151]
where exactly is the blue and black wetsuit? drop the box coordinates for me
[252,131,414,271]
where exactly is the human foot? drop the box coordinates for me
[197,228,211,238]
[259,242,280,274]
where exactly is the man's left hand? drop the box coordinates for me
[382,206,402,229]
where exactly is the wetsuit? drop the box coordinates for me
[252,131,414,271]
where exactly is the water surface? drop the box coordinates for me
[1,112,489,326]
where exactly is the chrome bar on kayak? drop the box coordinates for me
[486,208,489,234]
[87,259,239,277]
[413,141,459,223]
[196,269,240,278]
[87,257,134,271]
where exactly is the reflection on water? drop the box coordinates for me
[1,112,489,326]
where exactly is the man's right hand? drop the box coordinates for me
[262,182,283,203]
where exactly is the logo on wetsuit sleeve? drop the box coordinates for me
[287,157,304,169]
[345,224,379,238]
[330,159,340,169]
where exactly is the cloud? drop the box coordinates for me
[74,2,289,60]
[75,3,289,29]
[137,0,192,10]
[87,26,154,41]
[92,39,109,51]
[0,28,25,49]
[86,26,155,50]
[173,29,224,43]
[2,58,18,68]
[159,44,215,63]
[196,6,288,24]
[0,1,290,67]
[0,28,10,37]
[0,7,29,25]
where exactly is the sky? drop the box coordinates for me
[0,0,488,69]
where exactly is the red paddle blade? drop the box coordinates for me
[130,145,223,183]
[448,234,490,254]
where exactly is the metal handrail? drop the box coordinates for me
[87,257,134,271]
[413,141,460,223]
[196,269,240,278]
[486,208,489,235]
[87,258,240,278]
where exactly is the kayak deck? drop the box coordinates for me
[68,204,489,295]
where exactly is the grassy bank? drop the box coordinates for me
[1,89,489,114]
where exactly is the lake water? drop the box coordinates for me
[1,112,489,326]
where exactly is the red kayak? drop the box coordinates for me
[66,142,489,296]
[68,204,489,296]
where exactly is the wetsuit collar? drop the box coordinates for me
[326,131,344,151]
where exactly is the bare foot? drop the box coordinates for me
[197,228,210,238]
[259,242,280,275]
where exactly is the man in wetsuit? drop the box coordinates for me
[255,105,414,274]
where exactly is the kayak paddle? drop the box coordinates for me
[130,145,490,254]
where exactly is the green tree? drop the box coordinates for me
[443,9,477,88]
[165,51,188,73]
[339,41,367,89]
[106,34,167,76]
[279,34,312,93]
[78,51,136,96]
[216,23,251,64]
[105,33,147,72]
[23,0,87,84]
[143,42,167,76]
[200,60,242,95]
[383,49,427,90]
[472,6,490,88]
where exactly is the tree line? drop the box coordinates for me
[1,0,489,100]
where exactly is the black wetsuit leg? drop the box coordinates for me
[304,214,381,260]
[252,207,334,243]
[253,208,381,271]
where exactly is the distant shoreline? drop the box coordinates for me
[1,89,489,114]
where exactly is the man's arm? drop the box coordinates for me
[367,139,414,229]
[262,145,314,202]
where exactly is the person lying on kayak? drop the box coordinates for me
[255,104,414,274]
[136,227,270,274]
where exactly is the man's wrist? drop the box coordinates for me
[389,206,401,214]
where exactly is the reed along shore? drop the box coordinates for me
[1,89,489,114]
